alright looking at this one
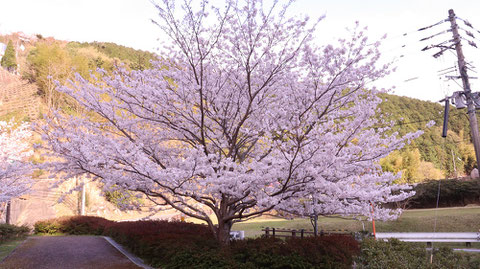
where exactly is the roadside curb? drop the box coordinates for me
[102,236,154,269]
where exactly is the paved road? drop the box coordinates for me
[0,236,142,269]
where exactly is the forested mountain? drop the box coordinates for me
[379,93,476,182]
[18,36,157,112]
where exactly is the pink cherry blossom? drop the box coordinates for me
[0,120,33,203]
[39,0,422,244]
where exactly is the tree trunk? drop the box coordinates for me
[216,219,233,246]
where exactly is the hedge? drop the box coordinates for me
[356,238,480,268]
[402,178,480,209]
[35,216,359,268]
[0,223,30,243]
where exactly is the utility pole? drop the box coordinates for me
[5,201,11,224]
[448,9,480,173]
[81,178,86,216]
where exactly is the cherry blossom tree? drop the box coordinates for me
[40,0,423,245]
[0,120,33,203]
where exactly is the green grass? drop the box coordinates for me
[232,206,480,238]
[0,239,24,261]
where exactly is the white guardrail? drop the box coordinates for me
[376,232,480,247]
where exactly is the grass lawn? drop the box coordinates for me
[232,206,480,238]
[0,239,25,261]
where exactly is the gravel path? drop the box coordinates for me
[0,236,142,269]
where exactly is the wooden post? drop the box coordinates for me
[272,228,276,238]
[300,229,304,239]
[292,229,296,238]
[265,227,270,237]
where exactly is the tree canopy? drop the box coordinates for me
[1,40,17,72]
[40,0,422,245]
[0,121,33,203]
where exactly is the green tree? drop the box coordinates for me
[27,41,91,112]
[1,40,17,72]
[27,42,71,109]
[401,148,421,181]
[380,148,422,183]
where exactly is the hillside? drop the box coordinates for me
[379,93,476,181]
[0,33,158,119]
[0,68,41,120]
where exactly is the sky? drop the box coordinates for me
[1,0,480,102]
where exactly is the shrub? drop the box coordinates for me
[230,236,359,269]
[34,219,64,234]
[356,238,475,268]
[102,220,216,267]
[34,216,113,235]
[62,216,113,235]
[0,223,30,243]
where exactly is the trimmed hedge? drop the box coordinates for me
[35,216,359,268]
[356,238,480,268]
[229,236,359,269]
[0,223,30,243]
[35,216,112,235]
[402,178,480,209]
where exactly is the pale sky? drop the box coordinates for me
[1,0,480,102]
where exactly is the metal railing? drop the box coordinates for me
[261,227,351,238]
[376,232,480,247]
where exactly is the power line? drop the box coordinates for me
[372,22,444,44]
[369,18,451,50]
[419,29,452,42]
[418,19,448,31]
[373,112,465,129]
[456,16,480,35]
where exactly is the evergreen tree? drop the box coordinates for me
[1,40,17,72]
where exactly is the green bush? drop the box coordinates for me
[0,224,30,243]
[34,216,113,235]
[34,220,63,234]
[356,238,476,268]
[230,236,358,269]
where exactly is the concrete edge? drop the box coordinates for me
[102,236,154,269]
[0,237,30,263]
